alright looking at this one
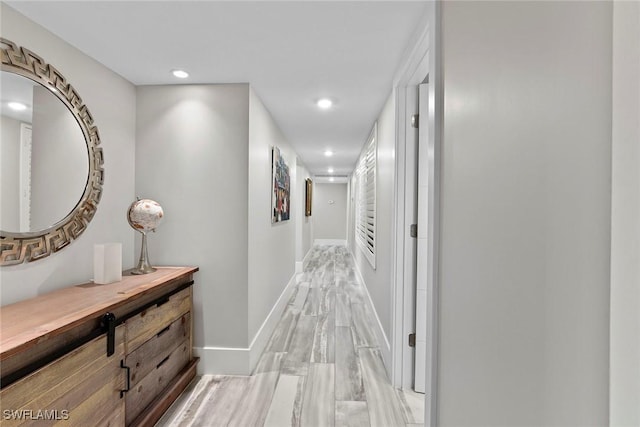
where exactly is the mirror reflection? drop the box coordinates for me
[0,71,88,232]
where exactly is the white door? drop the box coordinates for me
[414,83,429,392]
[19,123,32,232]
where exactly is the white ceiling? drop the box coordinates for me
[7,1,428,176]
[0,72,37,122]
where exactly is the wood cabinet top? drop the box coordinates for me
[0,266,198,361]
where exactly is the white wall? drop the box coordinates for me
[0,4,136,305]
[1,115,21,231]
[350,92,396,364]
[610,2,640,425]
[136,85,299,374]
[30,86,87,230]
[437,2,612,425]
[247,87,297,363]
[313,183,347,240]
[295,160,312,267]
[135,84,250,351]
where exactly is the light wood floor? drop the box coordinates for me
[158,245,424,426]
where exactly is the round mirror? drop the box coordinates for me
[0,38,103,265]
[1,71,89,232]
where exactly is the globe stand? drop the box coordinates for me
[132,232,156,275]
[127,198,163,275]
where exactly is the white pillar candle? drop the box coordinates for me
[94,243,122,284]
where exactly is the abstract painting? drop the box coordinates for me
[272,146,290,223]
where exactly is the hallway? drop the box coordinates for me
[158,245,423,426]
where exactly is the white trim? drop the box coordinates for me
[195,272,297,375]
[248,272,298,371]
[392,81,407,389]
[391,8,431,391]
[194,346,250,376]
[424,2,443,425]
[389,5,442,427]
[313,239,346,246]
[304,246,312,264]
[296,245,313,272]
[349,247,392,376]
[395,83,421,391]
[392,10,430,88]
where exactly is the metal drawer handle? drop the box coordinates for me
[157,325,171,337]
[120,360,130,398]
[156,355,170,369]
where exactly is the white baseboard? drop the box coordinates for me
[314,239,347,246]
[194,272,298,375]
[349,247,392,377]
[194,346,250,375]
[248,273,298,371]
[296,246,314,273]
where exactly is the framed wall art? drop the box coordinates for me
[271,146,290,223]
[305,178,312,216]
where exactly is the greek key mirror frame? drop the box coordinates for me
[0,38,104,266]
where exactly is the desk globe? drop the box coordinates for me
[127,198,163,274]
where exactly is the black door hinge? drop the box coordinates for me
[410,224,418,238]
[408,333,416,347]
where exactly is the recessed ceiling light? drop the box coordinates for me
[324,150,334,157]
[329,177,335,182]
[8,102,27,111]
[172,69,189,79]
[317,98,332,109]
[327,168,334,174]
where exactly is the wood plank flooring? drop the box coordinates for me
[158,245,424,427]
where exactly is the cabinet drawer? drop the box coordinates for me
[125,287,191,352]
[0,327,125,427]
[125,339,190,426]
[126,312,190,387]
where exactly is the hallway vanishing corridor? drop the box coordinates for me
[158,245,423,426]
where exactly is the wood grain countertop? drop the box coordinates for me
[0,266,198,361]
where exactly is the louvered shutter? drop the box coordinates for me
[354,124,376,268]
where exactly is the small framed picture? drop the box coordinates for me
[305,178,313,217]
[272,146,291,223]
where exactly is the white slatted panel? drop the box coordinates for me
[354,124,377,268]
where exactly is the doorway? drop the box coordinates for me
[414,81,429,393]
[392,42,429,388]
[395,67,439,425]
[400,79,429,393]
[392,20,440,422]
[392,7,441,426]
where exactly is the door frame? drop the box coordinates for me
[392,50,429,391]
[391,2,442,425]
[391,16,429,390]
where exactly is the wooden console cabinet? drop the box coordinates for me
[0,266,199,427]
